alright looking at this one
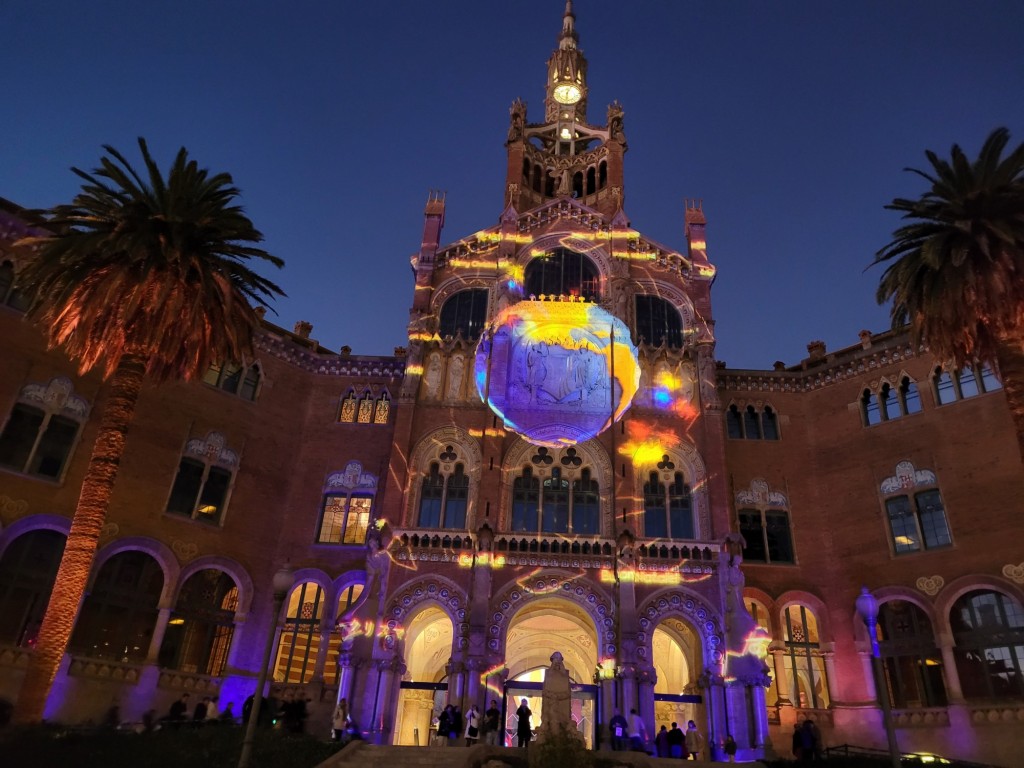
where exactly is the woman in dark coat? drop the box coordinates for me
[515,698,532,748]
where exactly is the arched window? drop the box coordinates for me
[783,605,830,709]
[524,248,600,301]
[726,405,743,439]
[273,581,325,684]
[572,171,584,198]
[374,393,391,424]
[439,289,489,341]
[634,295,683,348]
[586,167,596,195]
[862,388,882,426]
[159,569,239,676]
[934,364,1003,405]
[761,406,780,440]
[879,382,898,420]
[951,590,1024,700]
[512,449,600,535]
[417,458,469,530]
[70,550,163,662]
[933,367,956,405]
[0,378,88,479]
[338,391,357,423]
[511,467,540,533]
[643,468,693,540]
[357,391,375,423]
[899,376,922,415]
[202,362,261,401]
[743,405,762,439]
[877,600,947,707]
[0,529,66,647]
[598,161,608,189]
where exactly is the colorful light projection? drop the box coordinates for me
[475,300,640,447]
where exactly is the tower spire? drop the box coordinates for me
[559,0,578,50]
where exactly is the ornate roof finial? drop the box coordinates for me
[560,0,578,50]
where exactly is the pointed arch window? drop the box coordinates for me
[417,459,469,530]
[743,405,762,439]
[524,247,600,301]
[439,289,489,341]
[643,468,693,540]
[373,392,391,424]
[338,391,357,423]
[357,392,375,423]
[634,295,683,348]
[761,406,780,440]
[511,453,600,535]
[933,364,1001,405]
[726,405,743,439]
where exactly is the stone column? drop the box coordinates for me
[337,650,358,705]
[637,666,657,743]
[938,638,965,703]
[769,644,792,705]
[466,657,485,711]
[446,658,466,706]
[311,622,331,682]
[146,607,173,663]
[750,682,769,749]
[372,656,406,744]
[821,652,837,705]
[618,664,637,715]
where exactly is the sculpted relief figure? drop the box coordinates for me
[446,354,465,400]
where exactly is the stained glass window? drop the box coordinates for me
[374,394,390,424]
[318,494,372,545]
[357,394,374,423]
[783,605,830,709]
[344,496,372,544]
[339,392,357,422]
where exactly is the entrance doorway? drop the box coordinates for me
[393,606,452,745]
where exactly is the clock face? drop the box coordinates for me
[552,83,582,105]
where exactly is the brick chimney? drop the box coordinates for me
[806,340,826,360]
[293,321,313,339]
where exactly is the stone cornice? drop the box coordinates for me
[255,332,404,379]
[719,335,923,394]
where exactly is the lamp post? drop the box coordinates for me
[238,565,294,768]
[854,587,901,768]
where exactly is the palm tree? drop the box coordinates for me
[874,127,1024,460]
[12,138,284,724]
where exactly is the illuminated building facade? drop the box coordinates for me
[1,4,1022,765]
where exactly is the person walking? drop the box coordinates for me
[629,708,648,753]
[684,719,704,760]
[438,705,452,746]
[515,698,532,748]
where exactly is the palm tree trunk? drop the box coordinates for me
[994,332,1024,465]
[13,354,146,724]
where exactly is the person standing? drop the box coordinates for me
[668,721,685,759]
[450,705,463,746]
[684,719,704,760]
[484,699,501,746]
[167,693,189,727]
[332,698,348,741]
[609,708,629,751]
[724,733,738,762]
[656,724,670,757]
[192,696,209,725]
[438,705,452,746]
[465,704,481,746]
[515,698,532,748]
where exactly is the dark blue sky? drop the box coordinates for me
[4,1,1022,369]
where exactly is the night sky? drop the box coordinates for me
[4,1,1022,369]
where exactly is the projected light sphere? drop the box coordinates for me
[474,300,641,447]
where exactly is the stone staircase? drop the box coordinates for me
[316,742,769,768]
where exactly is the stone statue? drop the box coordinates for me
[537,651,575,743]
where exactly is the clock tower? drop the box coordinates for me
[504,0,626,216]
